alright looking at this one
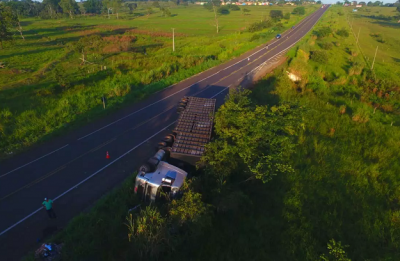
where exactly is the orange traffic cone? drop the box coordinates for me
[106,151,110,159]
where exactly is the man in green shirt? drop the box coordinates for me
[42,198,57,219]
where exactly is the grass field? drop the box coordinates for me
[0,3,318,159]
[347,6,400,84]
[22,5,400,261]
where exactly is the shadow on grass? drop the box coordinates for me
[371,21,400,28]
[249,76,280,106]
[0,47,63,59]
[392,57,400,63]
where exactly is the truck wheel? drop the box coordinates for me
[177,106,185,113]
[178,102,187,107]
[139,163,151,173]
[157,141,167,150]
[161,147,171,159]
[162,135,174,145]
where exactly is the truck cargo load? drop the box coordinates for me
[134,96,216,202]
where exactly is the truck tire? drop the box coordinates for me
[162,135,174,145]
[177,106,185,114]
[161,147,171,159]
[157,141,167,150]
[139,163,152,174]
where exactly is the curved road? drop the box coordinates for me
[0,5,329,260]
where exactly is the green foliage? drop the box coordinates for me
[217,6,230,15]
[292,6,306,15]
[160,7,172,17]
[169,189,208,225]
[83,0,102,14]
[132,206,166,258]
[270,9,283,20]
[241,7,250,15]
[53,65,70,89]
[284,12,291,20]
[336,27,349,37]
[228,4,240,11]
[320,41,333,50]
[202,89,301,183]
[313,26,333,38]
[320,239,352,261]
[0,4,18,48]
[248,19,273,32]
[310,49,329,63]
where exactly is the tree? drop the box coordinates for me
[152,1,160,8]
[147,7,153,16]
[127,3,137,14]
[359,1,366,5]
[367,1,373,6]
[336,1,343,5]
[201,89,301,183]
[241,7,250,16]
[79,4,86,16]
[43,0,62,19]
[284,12,291,20]
[160,7,171,17]
[0,4,18,49]
[317,0,322,3]
[111,0,122,19]
[59,0,76,19]
[103,0,112,19]
[83,0,102,14]
[292,6,305,15]
[204,0,222,33]
[373,1,381,6]
[397,5,400,12]
[270,10,283,20]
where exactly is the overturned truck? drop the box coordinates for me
[134,96,216,202]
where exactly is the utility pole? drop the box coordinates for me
[371,46,378,70]
[172,28,175,52]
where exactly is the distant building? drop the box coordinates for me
[356,4,362,7]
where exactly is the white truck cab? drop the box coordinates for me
[134,96,216,203]
[135,157,188,202]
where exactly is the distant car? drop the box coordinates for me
[291,26,295,29]
[276,34,282,39]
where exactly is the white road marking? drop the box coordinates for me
[0,121,176,237]
[0,144,70,179]
[0,8,329,238]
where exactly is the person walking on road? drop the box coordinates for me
[42,198,56,219]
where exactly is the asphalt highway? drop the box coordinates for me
[0,5,329,260]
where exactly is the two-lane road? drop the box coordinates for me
[0,5,329,260]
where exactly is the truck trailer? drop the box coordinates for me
[134,96,216,202]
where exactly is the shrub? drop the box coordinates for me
[284,12,291,20]
[320,42,333,50]
[250,33,261,41]
[336,28,349,37]
[270,10,283,20]
[292,6,305,15]
[313,27,332,38]
[248,20,273,32]
[217,6,230,15]
[310,50,328,63]
[228,4,240,11]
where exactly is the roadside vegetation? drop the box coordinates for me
[0,1,317,159]
[22,4,400,261]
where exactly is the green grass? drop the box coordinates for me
[23,6,400,261]
[0,3,318,159]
